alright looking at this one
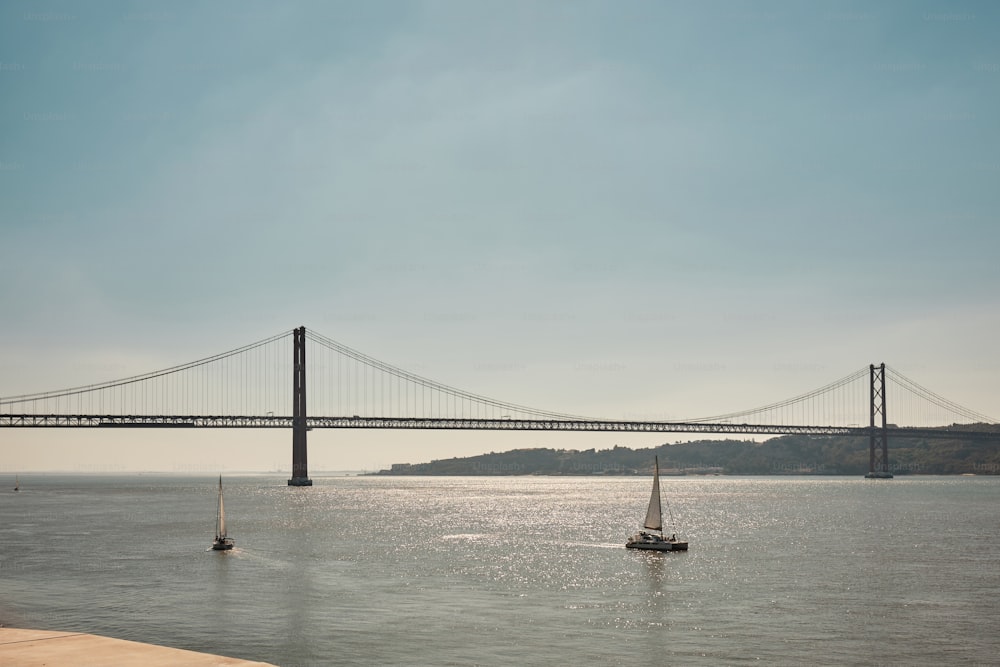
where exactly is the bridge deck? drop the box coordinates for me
[1,414,996,439]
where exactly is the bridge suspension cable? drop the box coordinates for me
[885,365,997,425]
[0,330,293,416]
[304,330,586,421]
[684,367,871,426]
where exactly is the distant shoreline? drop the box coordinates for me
[365,431,1000,477]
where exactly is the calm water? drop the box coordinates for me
[1,474,998,666]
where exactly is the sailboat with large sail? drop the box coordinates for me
[626,456,687,551]
[211,475,235,551]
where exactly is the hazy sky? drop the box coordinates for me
[2,1,998,473]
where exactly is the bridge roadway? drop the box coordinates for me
[2,414,996,440]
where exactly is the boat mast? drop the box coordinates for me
[654,457,663,537]
[216,475,225,539]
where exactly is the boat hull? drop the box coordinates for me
[212,538,234,551]
[626,540,688,551]
[626,532,687,551]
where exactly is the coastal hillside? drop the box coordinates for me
[373,426,1000,476]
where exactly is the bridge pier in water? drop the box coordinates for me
[288,326,312,486]
[865,362,893,479]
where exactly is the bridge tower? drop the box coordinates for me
[865,362,893,479]
[288,326,313,486]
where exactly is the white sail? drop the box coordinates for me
[216,475,227,539]
[643,456,663,531]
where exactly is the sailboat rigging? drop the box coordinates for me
[211,475,235,551]
[626,456,688,551]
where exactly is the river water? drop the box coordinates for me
[1,474,997,666]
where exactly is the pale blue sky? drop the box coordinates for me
[2,1,999,471]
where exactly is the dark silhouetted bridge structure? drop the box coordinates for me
[2,327,996,483]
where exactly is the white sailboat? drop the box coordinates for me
[626,456,687,551]
[211,475,235,551]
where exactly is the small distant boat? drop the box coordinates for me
[13,475,19,492]
[211,475,234,551]
[626,456,688,551]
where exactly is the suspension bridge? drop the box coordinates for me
[1,326,996,483]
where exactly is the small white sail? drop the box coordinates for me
[216,475,227,539]
[643,456,663,532]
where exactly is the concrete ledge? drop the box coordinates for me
[0,628,278,666]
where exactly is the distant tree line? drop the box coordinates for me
[372,426,1000,476]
